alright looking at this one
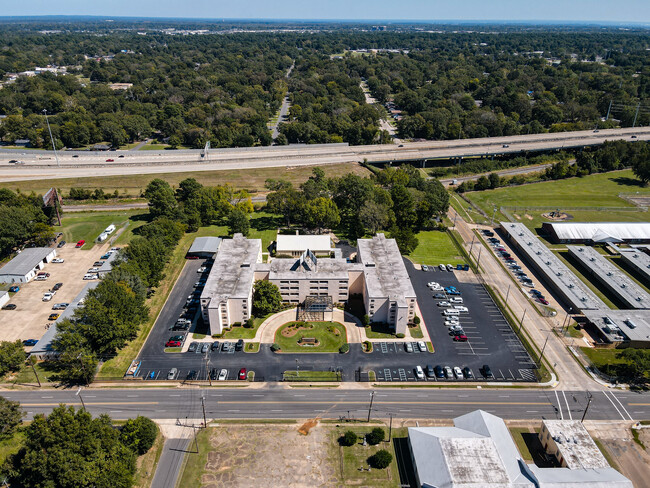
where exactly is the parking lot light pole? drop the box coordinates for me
[295,358,299,378]
[519,309,527,334]
[538,333,550,367]
[476,246,482,269]
[76,387,86,410]
[505,284,511,304]
[42,109,60,168]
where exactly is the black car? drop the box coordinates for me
[188,342,198,353]
[210,368,218,380]
[463,367,474,379]
[2,304,17,310]
[211,341,220,351]
[425,365,435,378]
[235,339,244,351]
[52,282,63,291]
[186,370,197,380]
[93,261,105,267]
[434,365,445,379]
[482,364,494,379]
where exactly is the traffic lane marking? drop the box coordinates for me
[215,400,550,406]
[20,402,159,406]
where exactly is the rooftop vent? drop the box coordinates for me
[607,272,613,276]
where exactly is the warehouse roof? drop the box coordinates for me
[276,234,332,253]
[543,222,650,242]
[0,248,55,277]
[583,309,650,344]
[500,223,607,312]
[619,249,650,285]
[567,246,650,309]
[188,236,222,255]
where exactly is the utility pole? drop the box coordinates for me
[538,333,550,367]
[476,246,482,270]
[367,391,375,422]
[469,236,475,256]
[605,100,612,121]
[296,358,299,379]
[76,386,86,410]
[581,393,593,422]
[633,102,641,128]
[29,357,41,387]
[388,413,393,442]
[505,284,511,304]
[42,109,60,167]
[206,356,212,386]
[519,309,527,334]
[201,396,207,428]
[193,424,199,453]
[491,205,498,226]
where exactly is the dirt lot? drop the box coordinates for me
[585,421,650,488]
[0,240,115,345]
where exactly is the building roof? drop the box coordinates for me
[357,233,416,305]
[276,234,332,253]
[567,246,650,309]
[98,252,118,274]
[201,234,261,303]
[30,282,99,355]
[583,309,650,343]
[0,248,55,277]
[188,236,222,255]
[0,290,7,301]
[543,222,650,242]
[619,249,650,285]
[500,223,607,312]
[541,420,609,470]
[263,254,358,281]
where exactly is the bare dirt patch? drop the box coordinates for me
[513,213,521,220]
[524,214,534,220]
[298,418,319,435]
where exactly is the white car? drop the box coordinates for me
[453,366,463,379]
[197,267,207,273]
[417,341,427,352]
[431,285,443,291]
[83,273,98,280]
[218,369,228,381]
[87,267,99,273]
[446,264,454,271]
[437,301,451,307]
[449,324,463,332]
[42,292,55,301]
[415,365,425,380]
[522,282,534,288]
[421,264,429,272]
[444,319,460,326]
[453,306,469,312]
[34,275,48,281]
[439,264,446,271]
[449,297,463,304]
[51,258,64,263]
[427,282,439,288]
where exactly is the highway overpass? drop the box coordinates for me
[0,127,648,183]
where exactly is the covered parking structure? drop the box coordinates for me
[542,222,650,244]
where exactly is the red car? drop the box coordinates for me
[165,340,181,347]
[238,368,247,380]
[106,158,114,162]
[453,335,468,342]
[539,298,549,305]
[75,240,85,248]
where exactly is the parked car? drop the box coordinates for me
[446,289,462,296]
[434,365,445,378]
[8,286,19,293]
[446,264,454,271]
[530,289,543,296]
[522,282,534,288]
[453,306,468,312]
[425,365,435,378]
[453,366,463,379]
[186,370,197,380]
[239,368,247,380]
[22,339,38,346]
[2,304,17,310]
[100,253,111,259]
[433,293,446,299]
[52,283,63,291]
[235,339,244,351]
[404,342,414,353]
[439,264,446,271]
[52,258,64,263]
[453,334,468,342]
[417,341,427,352]
[444,366,453,378]
[444,319,460,327]
[88,267,100,273]
[165,340,181,347]
[197,267,207,273]
[42,292,55,301]
[415,365,425,380]
[427,281,440,288]
[211,341,220,351]
[167,368,177,380]
[83,274,98,280]
[463,367,474,379]
[421,265,429,272]
[106,158,114,162]
[93,261,105,266]
[37,272,50,278]
[209,368,218,380]
[449,297,463,304]
[75,240,85,248]
[218,369,228,381]
[221,342,231,352]
[504,257,515,262]
[52,303,69,310]
[450,330,465,337]
[482,364,494,379]
[437,301,451,307]
[169,335,185,342]
[48,313,60,320]
[201,343,209,354]
[448,325,463,332]
[188,342,198,353]
[57,240,66,248]
[539,298,549,305]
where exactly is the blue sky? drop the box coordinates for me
[2,0,650,23]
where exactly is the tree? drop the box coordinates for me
[0,396,23,440]
[359,201,392,235]
[120,416,159,455]
[340,430,358,446]
[144,179,178,219]
[366,427,385,445]
[304,197,340,233]
[389,226,419,255]
[0,340,27,377]
[252,280,283,316]
[9,405,136,488]
[617,348,650,381]
[390,185,416,228]
[368,449,393,469]
[227,208,250,236]
[632,152,650,186]
[488,172,501,189]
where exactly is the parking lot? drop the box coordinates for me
[0,241,115,345]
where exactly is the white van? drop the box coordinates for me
[444,309,460,316]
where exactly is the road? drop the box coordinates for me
[438,161,568,185]
[1,387,646,421]
[1,127,647,183]
[360,81,400,142]
[270,61,294,139]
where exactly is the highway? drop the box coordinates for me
[1,387,647,421]
[0,127,647,183]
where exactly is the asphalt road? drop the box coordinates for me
[1,127,647,182]
[2,387,647,422]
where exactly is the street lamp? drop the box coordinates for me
[295,358,299,378]
[491,205,498,226]
[42,109,60,167]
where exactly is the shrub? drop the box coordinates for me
[363,340,372,352]
[244,317,255,328]
[368,449,393,469]
[396,333,405,339]
[366,427,385,445]
[232,322,241,327]
[362,314,370,327]
[413,315,421,325]
[270,343,281,352]
[339,343,350,354]
[340,430,357,446]
[120,416,159,455]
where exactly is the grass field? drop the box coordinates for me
[60,210,148,248]
[283,370,341,381]
[274,321,347,353]
[508,427,537,461]
[465,169,650,232]
[0,429,25,467]
[176,428,212,488]
[0,162,370,196]
[133,430,165,488]
[409,230,465,266]
[217,314,269,340]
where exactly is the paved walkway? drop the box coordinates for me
[151,419,204,488]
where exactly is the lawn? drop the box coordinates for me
[274,321,347,353]
[408,230,465,266]
[580,347,628,370]
[450,193,489,225]
[508,427,536,461]
[133,430,165,488]
[0,429,26,467]
[365,323,399,339]
[6,361,58,385]
[282,370,341,381]
[218,315,269,340]
[60,210,148,248]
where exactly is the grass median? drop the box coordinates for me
[274,321,347,353]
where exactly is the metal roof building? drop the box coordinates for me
[0,247,57,283]
[187,236,222,258]
[408,410,632,488]
[30,282,99,358]
[619,249,650,286]
[542,222,650,244]
[0,290,8,308]
[500,223,607,312]
[567,246,650,309]
[582,309,650,347]
[275,233,332,257]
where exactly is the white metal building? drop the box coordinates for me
[275,233,332,257]
[0,248,57,283]
[0,291,9,308]
[542,222,650,244]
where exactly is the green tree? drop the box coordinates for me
[227,208,250,236]
[0,396,24,440]
[340,430,358,446]
[304,197,340,232]
[368,449,393,469]
[366,427,385,445]
[359,201,392,235]
[119,416,159,455]
[390,185,416,228]
[0,340,27,377]
[252,280,283,316]
[617,348,650,381]
[9,405,136,488]
[144,179,178,219]
[632,152,650,186]
[389,226,419,255]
